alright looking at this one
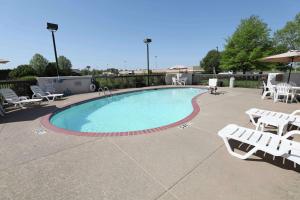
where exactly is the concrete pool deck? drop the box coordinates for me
[0,86,299,200]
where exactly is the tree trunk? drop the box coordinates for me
[213,66,216,77]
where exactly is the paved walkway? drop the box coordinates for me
[0,87,299,200]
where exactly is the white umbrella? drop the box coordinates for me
[168,65,188,70]
[0,59,10,64]
[260,50,300,83]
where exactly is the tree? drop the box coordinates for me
[200,49,221,74]
[80,68,89,75]
[221,16,273,73]
[86,66,91,75]
[45,62,58,77]
[58,56,72,75]
[274,13,300,50]
[0,69,12,80]
[107,68,119,75]
[29,54,48,76]
[9,65,36,78]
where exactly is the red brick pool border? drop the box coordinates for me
[41,87,206,137]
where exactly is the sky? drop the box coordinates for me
[0,0,299,70]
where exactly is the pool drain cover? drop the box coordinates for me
[179,122,192,129]
[35,127,47,135]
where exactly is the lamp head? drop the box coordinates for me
[143,38,152,44]
[47,22,58,31]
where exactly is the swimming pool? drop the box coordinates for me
[45,88,206,136]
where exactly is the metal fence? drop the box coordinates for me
[0,73,267,97]
[192,73,267,88]
[0,79,37,97]
[94,74,166,89]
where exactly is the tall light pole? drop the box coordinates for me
[155,56,158,68]
[144,38,152,86]
[214,46,219,77]
[47,22,59,78]
[124,60,127,68]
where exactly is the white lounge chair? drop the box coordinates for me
[218,124,300,166]
[0,88,42,108]
[30,85,63,102]
[246,108,300,129]
[208,78,218,94]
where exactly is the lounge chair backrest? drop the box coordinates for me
[0,88,20,103]
[30,85,46,96]
[45,83,55,93]
[209,78,217,87]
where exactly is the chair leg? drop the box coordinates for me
[273,94,277,102]
[248,114,257,126]
[261,91,270,99]
[222,138,257,160]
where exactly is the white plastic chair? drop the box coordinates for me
[261,81,275,100]
[172,77,179,85]
[179,77,187,85]
[274,83,293,103]
[208,78,218,94]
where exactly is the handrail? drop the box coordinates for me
[98,87,111,96]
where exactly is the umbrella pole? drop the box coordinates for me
[287,57,294,83]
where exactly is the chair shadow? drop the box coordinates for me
[210,90,227,95]
[228,139,300,173]
[0,103,58,124]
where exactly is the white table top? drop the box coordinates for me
[292,86,300,90]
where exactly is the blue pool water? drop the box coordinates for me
[50,88,206,133]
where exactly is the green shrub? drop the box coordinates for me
[9,65,36,78]
[234,80,260,88]
[18,76,37,81]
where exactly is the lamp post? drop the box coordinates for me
[143,38,152,86]
[155,56,158,68]
[47,22,59,78]
[214,46,219,77]
[124,60,127,68]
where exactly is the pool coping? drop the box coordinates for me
[40,86,207,137]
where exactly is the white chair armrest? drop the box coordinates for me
[282,130,300,139]
[6,98,13,103]
[19,96,28,100]
[290,110,300,116]
[45,92,51,95]
[32,94,39,99]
